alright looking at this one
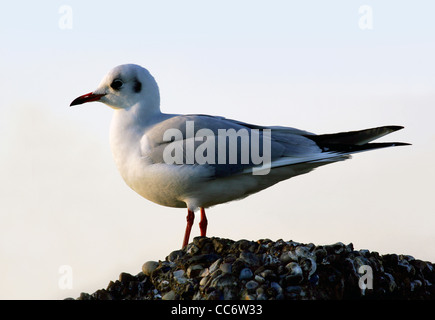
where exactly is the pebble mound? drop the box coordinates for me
[74,237,435,300]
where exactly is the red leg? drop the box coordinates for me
[182,209,195,248]
[199,207,208,237]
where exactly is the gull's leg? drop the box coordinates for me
[199,207,208,237]
[182,209,195,248]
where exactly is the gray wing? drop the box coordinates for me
[141,114,333,178]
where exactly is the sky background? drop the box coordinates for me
[0,0,434,299]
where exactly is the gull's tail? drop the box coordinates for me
[242,125,409,174]
[303,125,411,154]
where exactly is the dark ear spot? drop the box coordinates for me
[133,78,142,93]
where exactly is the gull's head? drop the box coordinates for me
[70,64,160,110]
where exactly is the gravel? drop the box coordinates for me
[72,237,435,300]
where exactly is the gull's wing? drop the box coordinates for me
[140,115,351,178]
[141,114,408,178]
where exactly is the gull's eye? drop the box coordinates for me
[110,79,123,91]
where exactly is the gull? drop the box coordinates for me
[70,64,409,248]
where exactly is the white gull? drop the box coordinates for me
[70,64,409,248]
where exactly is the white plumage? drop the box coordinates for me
[70,64,409,248]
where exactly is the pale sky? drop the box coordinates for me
[0,1,434,299]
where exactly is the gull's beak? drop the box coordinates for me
[70,92,106,106]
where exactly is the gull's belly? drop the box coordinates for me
[118,158,213,209]
[116,156,313,211]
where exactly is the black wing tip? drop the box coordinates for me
[389,142,411,147]
[364,141,412,148]
[384,125,405,132]
[361,141,412,152]
[318,141,411,154]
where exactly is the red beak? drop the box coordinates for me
[70,92,106,106]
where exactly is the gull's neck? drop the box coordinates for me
[109,101,170,179]
[110,98,167,133]
[109,100,173,151]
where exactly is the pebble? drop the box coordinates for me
[257,293,268,300]
[119,272,135,283]
[186,243,200,255]
[280,251,294,264]
[198,267,210,278]
[200,276,211,287]
[254,275,265,284]
[239,252,260,266]
[142,261,159,276]
[211,274,237,290]
[162,290,176,300]
[209,258,222,273]
[245,280,259,291]
[239,268,254,280]
[263,254,281,266]
[271,282,283,294]
[173,269,187,284]
[300,257,317,278]
[75,237,435,300]
[186,265,203,278]
[167,250,184,262]
[285,262,303,281]
[220,262,232,274]
[260,269,275,279]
